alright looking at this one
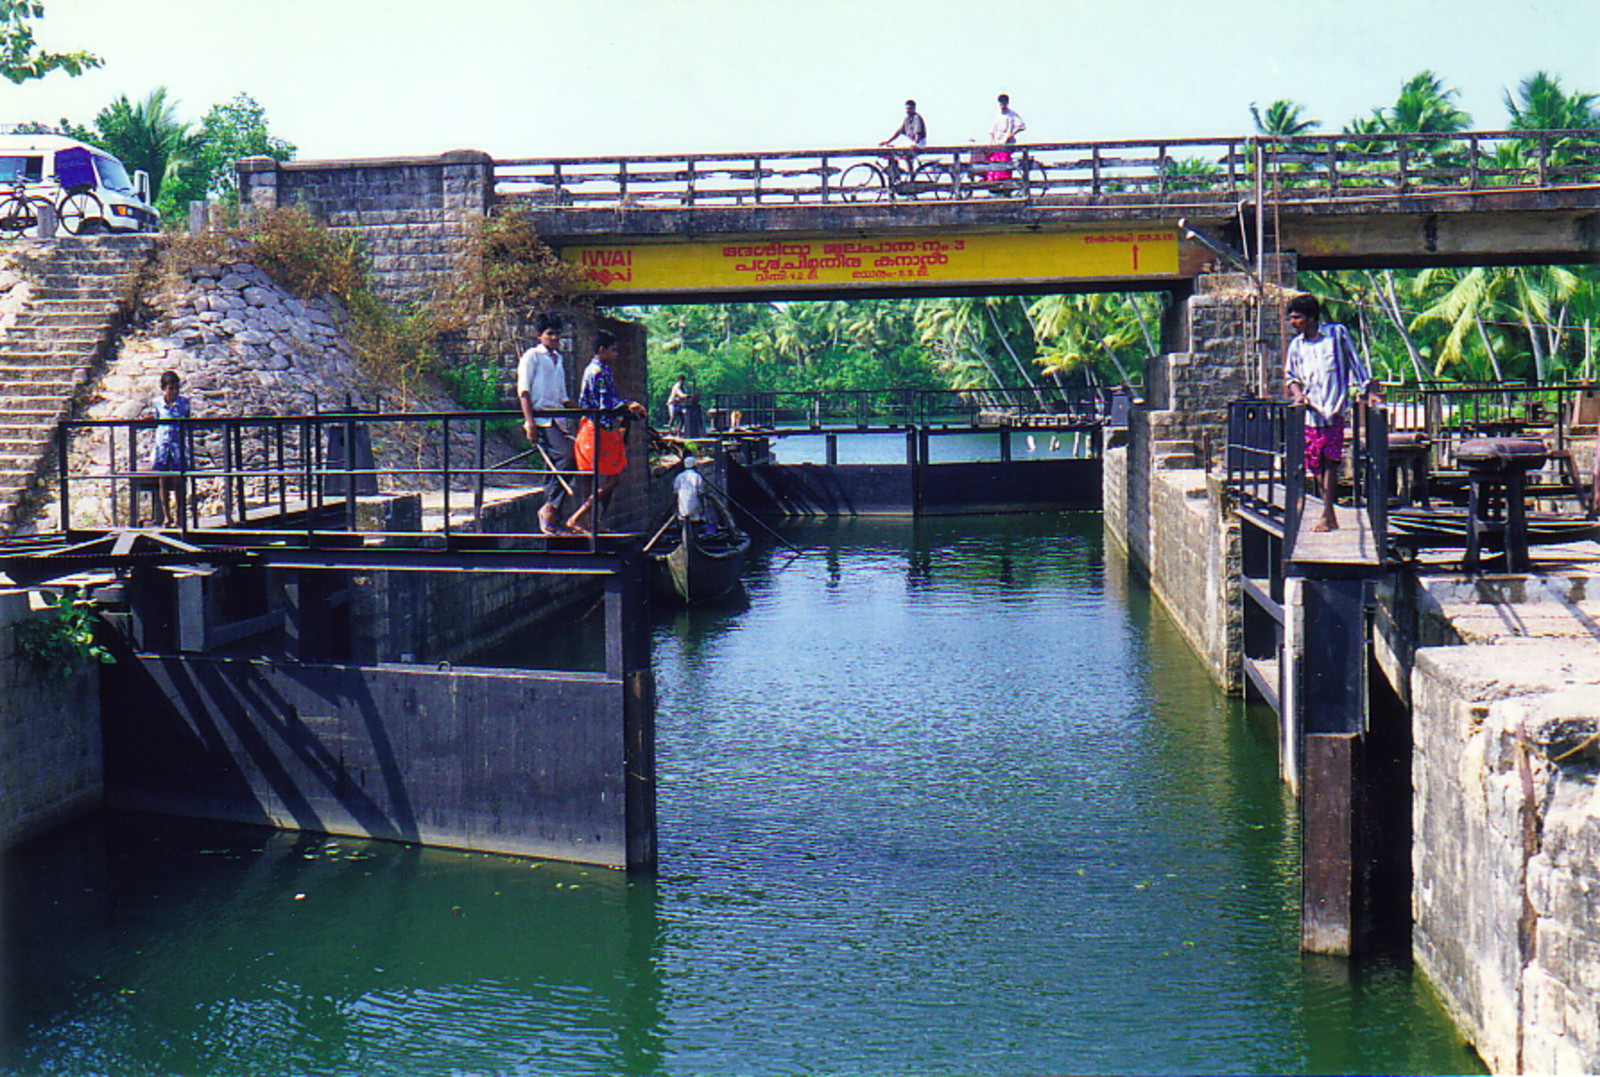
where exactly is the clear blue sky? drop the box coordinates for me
[9,0,1600,160]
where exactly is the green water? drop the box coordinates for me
[1,514,1482,1075]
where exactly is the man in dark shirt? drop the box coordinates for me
[880,99,927,185]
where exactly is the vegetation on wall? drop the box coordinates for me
[13,587,114,677]
[160,206,453,400]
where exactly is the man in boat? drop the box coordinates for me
[1283,293,1383,532]
[674,455,728,536]
[517,314,574,536]
[567,328,646,534]
[675,455,705,525]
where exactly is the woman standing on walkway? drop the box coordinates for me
[148,370,191,526]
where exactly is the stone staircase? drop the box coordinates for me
[0,235,157,534]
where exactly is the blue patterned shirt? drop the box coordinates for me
[578,356,631,431]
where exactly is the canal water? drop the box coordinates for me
[768,428,1093,465]
[1,515,1482,1076]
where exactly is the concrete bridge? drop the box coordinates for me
[236,129,1600,307]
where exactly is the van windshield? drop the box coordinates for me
[0,156,45,184]
[93,153,134,194]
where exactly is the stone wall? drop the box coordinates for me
[0,589,102,850]
[1144,261,1294,468]
[1411,638,1600,1075]
[1103,429,1240,692]
[238,152,492,307]
[1100,265,1272,692]
[44,243,528,532]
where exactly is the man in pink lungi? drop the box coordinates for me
[1284,293,1383,532]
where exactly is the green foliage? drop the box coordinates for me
[247,204,369,300]
[1505,72,1599,133]
[86,88,199,204]
[0,0,99,84]
[14,586,115,677]
[64,88,295,219]
[632,294,1147,414]
[164,94,296,209]
[438,361,510,416]
[1251,100,1319,136]
[164,207,454,399]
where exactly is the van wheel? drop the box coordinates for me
[57,191,103,236]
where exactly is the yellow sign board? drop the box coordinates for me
[563,229,1180,295]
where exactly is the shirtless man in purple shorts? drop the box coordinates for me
[1283,294,1383,532]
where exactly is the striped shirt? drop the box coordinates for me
[1285,321,1370,427]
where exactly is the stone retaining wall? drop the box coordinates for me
[1102,424,1240,692]
[1411,638,1600,1075]
[46,245,526,531]
[0,589,102,850]
[238,152,492,307]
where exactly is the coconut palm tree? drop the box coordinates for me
[88,87,199,201]
[1250,100,1320,137]
[1410,265,1582,382]
[1504,72,1599,132]
[1382,71,1472,135]
[1503,72,1600,182]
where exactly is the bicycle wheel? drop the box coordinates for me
[910,160,957,200]
[838,162,887,203]
[1017,157,1049,200]
[0,195,37,236]
[58,190,103,236]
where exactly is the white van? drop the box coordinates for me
[0,132,160,234]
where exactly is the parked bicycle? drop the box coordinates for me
[836,149,1042,202]
[838,152,960,202]
[0,179,104,237]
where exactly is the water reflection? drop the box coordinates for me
[1,514,1483,1076]
[3,815,667,1076]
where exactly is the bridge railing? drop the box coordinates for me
[495,138,1256,208]
[702,385,1106,430]
[1255,130,1600,197]
[495,130,1600,211]
[54,407,640,546]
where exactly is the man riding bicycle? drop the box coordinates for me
[879,99,927,185]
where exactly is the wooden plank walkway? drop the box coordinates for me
[1290,499,1382,569]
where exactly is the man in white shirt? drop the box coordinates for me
[986,93,1027,186]
[989,93,1025,145]
[1283,294,1383,532]
[517,314,574,535]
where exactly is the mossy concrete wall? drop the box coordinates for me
[0,590,102,850]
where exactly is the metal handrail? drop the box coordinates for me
[1227,397,1391,562]
[702,385,1109,430]
[57,407,634,550]
[494,130,1600,210]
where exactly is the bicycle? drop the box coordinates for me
[838,153,959,202]
[0,181,106,238]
